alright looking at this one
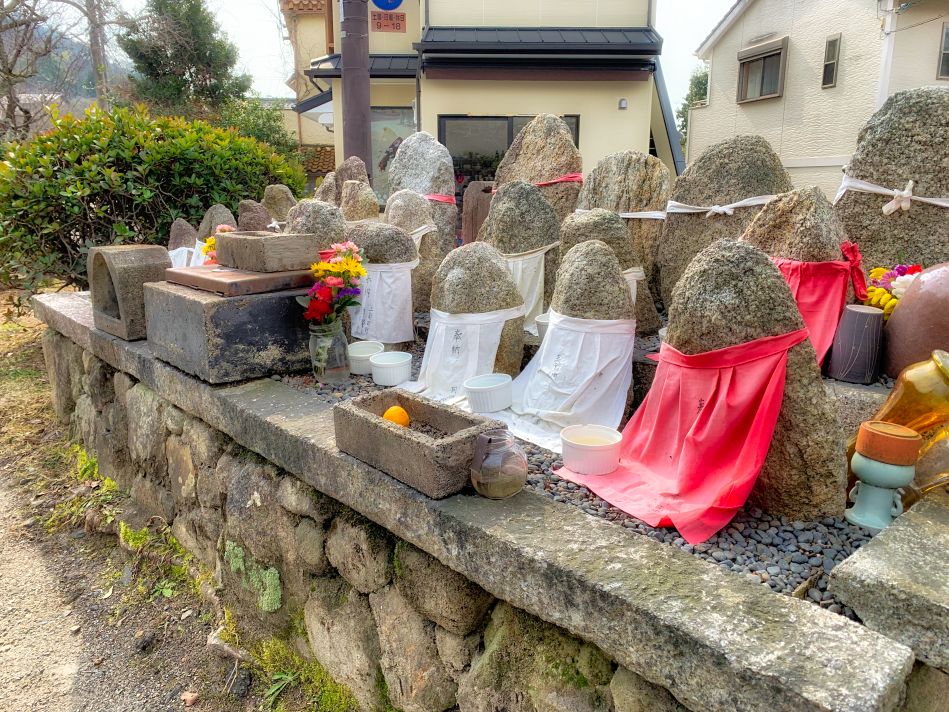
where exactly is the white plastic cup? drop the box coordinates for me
[560,424,622,476]
[463,373,513,413]
[348,341,385,375]
[535,313,550,341]
[369,351,412,386]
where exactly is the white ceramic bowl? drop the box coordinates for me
[370,351,412,386]
[348,341,385,375]
[463,373,513,413]
[560,424,622,476]
[535,313,550,341]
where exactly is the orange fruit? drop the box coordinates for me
[382,405,411,428]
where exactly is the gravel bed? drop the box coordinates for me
[281,318,870,619]
[518,439,870,619]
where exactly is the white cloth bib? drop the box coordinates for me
[502,243,559,335]
[400,305,524,401]
[621,266,645,305]
[349,259,419,344]
[493,310,636,452]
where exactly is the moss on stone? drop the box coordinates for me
[224,538,283,613]
[119,521,151,552]
[253,636,360,712]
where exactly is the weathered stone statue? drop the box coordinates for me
[285,199,345,248]
[340,180,380,222]
[197,204,236,240]
[261,184,297,223]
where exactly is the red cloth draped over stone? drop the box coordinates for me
[424,193,457,205]
[558,328,809,544]
[772,241,868,364]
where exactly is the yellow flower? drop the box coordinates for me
[883,298,899,320]
[202,236,216,255]
[868,267,887,280]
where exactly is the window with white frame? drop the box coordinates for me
[822,33,841,88]
[737,36,788,103]
[939,22,949,80]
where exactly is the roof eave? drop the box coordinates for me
[696,0,753,59]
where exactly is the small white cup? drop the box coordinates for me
[560,424,622,476]
[369,351,412,386]
[348,341,385,375]
[463,373,513,413]
[535,313,550,341]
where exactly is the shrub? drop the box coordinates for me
[217,96,298,158]
[0,104,305,296]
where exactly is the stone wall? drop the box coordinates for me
[35,292,949,712]
[42,328,682,712]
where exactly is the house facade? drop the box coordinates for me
[687,0,949,196]
[281,0,683,201]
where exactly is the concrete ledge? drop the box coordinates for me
[831,490,949,673]
[32,292,915,712]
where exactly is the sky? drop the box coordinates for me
[113,0,736,109]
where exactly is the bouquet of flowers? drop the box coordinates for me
[299,241,366,324]
[865,263,923,320]
[201,224,235,266]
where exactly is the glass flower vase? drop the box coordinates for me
[309,321,349,384]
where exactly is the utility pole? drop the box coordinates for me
[340,0,372,181]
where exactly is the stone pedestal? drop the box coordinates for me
[143,282,310,383]
[89,245,172,341]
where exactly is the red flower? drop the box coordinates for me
[907,264,923,275]
[303,299,332,320]
[315,286,333,302]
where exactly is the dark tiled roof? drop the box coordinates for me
[293,89,332,113]
[305,54,419,78]
[417,26,662,54]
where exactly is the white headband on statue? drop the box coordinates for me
[833,175,949,215]
[575,208,667,220]
[665,195,775,218]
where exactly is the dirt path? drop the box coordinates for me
[0,476,82,710]
[0,307,261,711]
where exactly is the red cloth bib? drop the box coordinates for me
[772,241,868,364]
[425,193,457,205]
[558,328,809,544]
[533,172,584,187]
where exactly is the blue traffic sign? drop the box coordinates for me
[372,0,403,10]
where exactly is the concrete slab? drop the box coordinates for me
[831,490,949,672]
[143,281,310,384]
[89,245,171,340]
[216,231,319,272]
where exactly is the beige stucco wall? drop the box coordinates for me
[418,78,653,174]
[283,10,335,147]
[425,0,649,28]
[687,0,881,197]
[888,1,949,94]
[331,80,417,163]
[330,0,422,53]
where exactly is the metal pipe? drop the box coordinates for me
[341,0,373,180]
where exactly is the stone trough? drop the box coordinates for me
[334,389,503,500]
[32,290,949,712]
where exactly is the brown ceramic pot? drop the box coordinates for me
[884,262,949,377]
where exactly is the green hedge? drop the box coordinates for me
[0,105,305,295]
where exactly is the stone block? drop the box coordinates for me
[295,518,330,574]
[334,390,504,500]
[610,667,684,712]
[89,245,171,340]
[277,476,338,525]
[130,475,175,522]
[830,490,949,672]
[902,663,949,712]
[395,543,494,636]
[42,329,84,423]
[435,627,480,682]
[166,435,196,505]
[143,282,310,384]
[216,231,319,272]
[304,576,385,712]
[171,506,221,570]
[126,384,166,471]
[370,585,457,712]
[456,602,613,712]
[325,510,393,594]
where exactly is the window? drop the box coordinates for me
[823,33,841,88]
[939,23,949,80]
[737,36,788,103]
[371,106,415,201]
[437,114,580,188]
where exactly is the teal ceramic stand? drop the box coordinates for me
[845,452,915,532]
